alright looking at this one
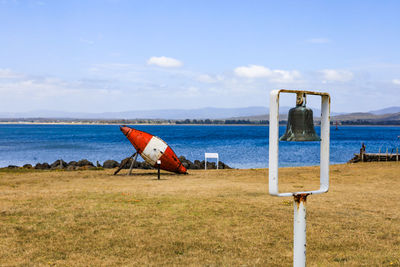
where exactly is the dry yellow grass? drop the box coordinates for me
[0,163,399,266]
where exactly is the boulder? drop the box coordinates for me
[218,161,231,169]
[35,162,50,169]
[66,165,76,171]
[68,161,78,167]
[50,159,67,169]
[7,165,19,169]
[141,162,153,169]
[193,160,202,169]
[23,164,33,169]
[77,159,94,167]
[103,160,119,169]
[77,165,96,170]
[206,161,217,169]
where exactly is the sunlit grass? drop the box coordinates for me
[0,163,399,266]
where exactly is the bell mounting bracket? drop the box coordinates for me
[269,89,331,197]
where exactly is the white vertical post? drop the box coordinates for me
[294,195,307,267]
[320,95,330,192]
[268,90,330,267]
[269,90,280,196]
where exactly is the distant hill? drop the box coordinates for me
[332,112,400,125]
[369,106,400,115]
[1,106,400,125]
[0,107,268,120]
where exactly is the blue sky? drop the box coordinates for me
[1,0,399,113]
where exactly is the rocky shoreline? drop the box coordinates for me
[4,156,232,171]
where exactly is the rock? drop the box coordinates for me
[103,160,119,169]
[182,162,189,169]
[77,165,96,170]
[218,161,231,169]
[23,164,32,169]
[66,165,76,171]
[193,160,202,169]
[200,160,206,169]
[141,162,153,169]
[135,161,143,168]
[7,165,19,169]
[35,162,50,169]
[96,161,101,167]
[206,162,216,169]
[50,159,67,169]
[68,161,78,167]
[77,159,94,167]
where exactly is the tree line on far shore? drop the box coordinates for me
[1,118,399,125]
[174,119,268,125]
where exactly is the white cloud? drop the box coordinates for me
[0,68,22,79]
[196,74,216,83]
[392,79,400,85]
[234,65,271,78]
[307,38,331,44]
[234,65,301,83]
[320,69,354,82]
[269,69,301,83]
[147,56,183,68]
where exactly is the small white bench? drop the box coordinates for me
[205,153,219,170]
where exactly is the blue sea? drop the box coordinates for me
[0,124,399,168]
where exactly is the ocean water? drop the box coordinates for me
[0,124,399,168]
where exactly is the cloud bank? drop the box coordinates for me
[320,69,354,82]
[147,56,183,68]
[234,65,301,83]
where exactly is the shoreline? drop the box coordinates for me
[1,122,400,127]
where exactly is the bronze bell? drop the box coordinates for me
[280,93,320,141]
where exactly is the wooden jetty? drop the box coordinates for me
[348,147,399,163]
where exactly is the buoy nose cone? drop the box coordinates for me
[178,164,188,174]
[120,125,131,136]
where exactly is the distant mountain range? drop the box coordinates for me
[0,107,269,120]
[368,106,400,115]
[0,106,399,123]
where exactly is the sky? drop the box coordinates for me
[0,0,399,113]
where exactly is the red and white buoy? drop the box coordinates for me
[120,126,187,174]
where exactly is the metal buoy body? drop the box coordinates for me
[120,126,187,174]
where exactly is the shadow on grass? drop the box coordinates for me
[114,171,180,177]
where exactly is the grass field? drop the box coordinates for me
[0,163,399,266]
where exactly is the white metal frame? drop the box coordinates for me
[269,89,330,267]
[269,89,330,196]
[205,153,219,170]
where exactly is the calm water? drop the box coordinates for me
[0,124,399,168]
